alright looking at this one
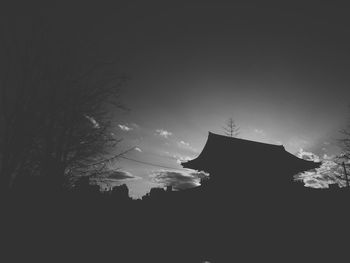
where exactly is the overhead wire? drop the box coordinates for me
[119,156,187,171]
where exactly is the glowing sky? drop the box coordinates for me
[38,3,350,198]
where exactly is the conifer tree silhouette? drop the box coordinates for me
[223,118,240,137]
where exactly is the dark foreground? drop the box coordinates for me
[1,182,350,263]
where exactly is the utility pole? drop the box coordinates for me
[342,162,349,188]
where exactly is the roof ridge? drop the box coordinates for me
[208,131,284,148]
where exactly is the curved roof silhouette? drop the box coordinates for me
[181,132,320,178]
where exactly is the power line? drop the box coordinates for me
[119,156,186,171]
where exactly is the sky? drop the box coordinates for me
[30,3,350,198]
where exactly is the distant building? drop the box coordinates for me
[142,187,168,201]
[181,132,321,190]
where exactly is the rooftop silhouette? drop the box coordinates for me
[182,132,321,190]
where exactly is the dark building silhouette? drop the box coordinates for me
[110,184,131,202]
[182,132,321,191]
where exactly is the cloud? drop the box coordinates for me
[131,123,139,128]
[296,148,321,162]
[294,150,347,188]
[287,137,309,152]
[162,151,193,164]
[134,147,142,152]
[179,140,190,147]
[173,155,192,164]
[150,170,208,190]
[254,129,265,135]
[104,170,138,180]
[323,153,335,160]
[155,129,172,138]
[85,115,100,128]
[118,124,132,131]
[177,140,198,153]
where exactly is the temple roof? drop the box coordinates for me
[181,132,320,176]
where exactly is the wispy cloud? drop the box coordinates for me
[155,129,172,138]
[162,151,193,164]
[173,154,192,164]
[118,124,132,131]
[85,115,100,128]
[179,140,190,147]
[254,128,264,135]
[149,170,208,191]
[323,153,335,160]
[296,148,321,162]
[131,123,139,128]
[134,147,142,152]
[177,140,198,153]
[99,170,140,181]
[287,137,309,151]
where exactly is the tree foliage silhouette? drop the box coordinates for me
[0,16,127,192]
[223,117,240,137]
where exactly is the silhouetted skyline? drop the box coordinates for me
[5,3,350,198]
[3,5,350,262]
[103,4,350,197]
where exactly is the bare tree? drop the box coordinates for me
[336,123,350,187]
[0,16,127,193]
[223,118,240,137]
